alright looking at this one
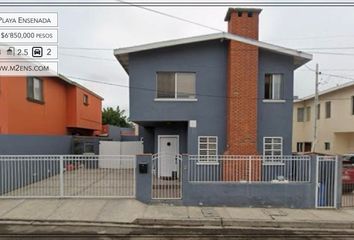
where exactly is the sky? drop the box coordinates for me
[4,1,354,115]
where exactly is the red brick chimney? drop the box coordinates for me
[224,8,262,155]
[225,8,261,40]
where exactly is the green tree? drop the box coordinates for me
[102,106,132,127]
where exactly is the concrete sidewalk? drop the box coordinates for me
[1,199,354,229]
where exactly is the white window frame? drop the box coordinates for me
[155,72,197,101]
[325,101,331,119]
[296,142,304,152]
[306,106,311,121]
[197,136,218,164]
[263,137,283,165]
[264,73,283,101]
[27,77,44,102]
[317,103,321,119]
[297,107,305,122]
[324,142,331,151]
[83,94,89,105]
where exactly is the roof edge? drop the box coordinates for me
[114,32,312,60]
[294,80,354,102]
[57,74,104,100]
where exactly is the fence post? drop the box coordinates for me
[59,156,64,197]
[334,155,338,208]
[248,156,252,182]
[314,155,319,208]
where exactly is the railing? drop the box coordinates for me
[316,156,338,208]
[152,153,182,199]
[188,155,311,183]
[0,155,136,198]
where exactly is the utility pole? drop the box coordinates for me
[312,63,319,153]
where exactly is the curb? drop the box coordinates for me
[2,217,354,231]
[1,219,354,238]
[134,218,354,230]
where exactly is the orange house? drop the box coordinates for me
[0,74,103,136]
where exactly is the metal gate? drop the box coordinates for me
[341,155,354,207]
[315,156,338,208]
[152,153,182,199]
[0,155,136,198]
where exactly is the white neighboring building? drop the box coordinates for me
[293,81,354,155]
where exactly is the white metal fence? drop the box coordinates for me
[316,156,338,208]
[0,155,136,198]
[188,155,311,183]
[152,153,182,199]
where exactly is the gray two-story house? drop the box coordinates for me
[114,8,312,177]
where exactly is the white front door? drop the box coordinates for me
[158,135,179,177]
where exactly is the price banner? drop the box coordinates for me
[0,61,57,76]
[0,13,57,27]
[0,12,58,75]
[0,45,57,59]
[0,29,57,43]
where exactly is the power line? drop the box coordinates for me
[309,51,354,56]
[303,65,354,81]
[64,74,354,101]
[264,34,354,42]
[59,53,117,62]
[304,64,315,72]
[299,68,354,72]
[114,0,224,33]
[300,46,354,50]
[59,47,113,51]
[321,72,354,82]
[321,68,354,71]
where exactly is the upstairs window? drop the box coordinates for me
[156,72,196,99]
[325,142,331,151]
[264,74,283,100]
[317,104,321,119]
[83,94,89,105]
[306,106,311,121]
[297,107,304,122]
[27,77,43,102]
[325,101,331,118]
[296,142,304,152]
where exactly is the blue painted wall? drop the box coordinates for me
[129,40,228,155]
[257,50,295,155]
[153,123,188,154]
[129,40,296,155]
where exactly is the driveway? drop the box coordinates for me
[2,168,135,198]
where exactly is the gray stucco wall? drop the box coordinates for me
[140,126,154,153]
[182,155,317,208]
[135,155,336,208]
[129,40,227,155]
[0,135,72,155]
[107,125,121,141]
[257,50,295,155]
[129,41,297,155]
[0,135,72,195]
[136,154,152,203]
